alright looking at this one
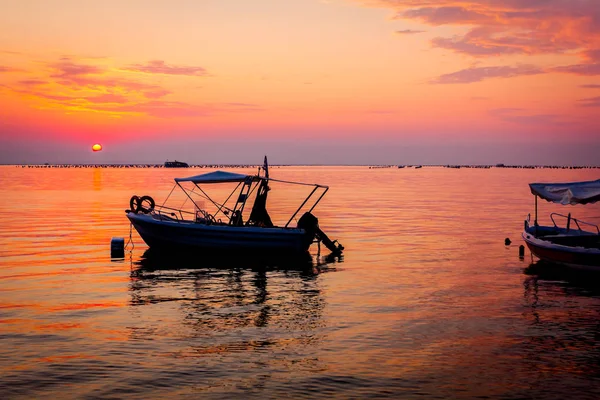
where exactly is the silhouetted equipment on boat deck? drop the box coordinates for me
[247,180,274,227]
[298,212,344,254]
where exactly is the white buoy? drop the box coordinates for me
[111,237,125,258]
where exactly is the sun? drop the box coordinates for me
[92,143,103,152]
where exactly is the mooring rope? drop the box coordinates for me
[125,222,135,251]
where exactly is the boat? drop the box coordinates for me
[126,157,343,255]
[164,160,189,168]
[522,179,600,270]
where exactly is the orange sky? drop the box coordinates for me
[1,0,599,164]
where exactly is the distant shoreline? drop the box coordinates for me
[2,164,599,169]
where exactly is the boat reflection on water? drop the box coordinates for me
[516,261,600,398]
[132,247,343,274]
[126,249,342,385]
[524,260,600,292]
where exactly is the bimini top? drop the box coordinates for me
[529,179,600,205]
[175,170,262,184]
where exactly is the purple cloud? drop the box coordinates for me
[432,64,544,84]
[552,64,600,76]
[431,36,523,57]
[401,6,492,25]
[122,60,208,76]
[584,48,600,62]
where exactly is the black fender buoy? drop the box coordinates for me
[138,196,155,214]
[130,195,141,214]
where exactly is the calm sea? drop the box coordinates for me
[1,165,600,399]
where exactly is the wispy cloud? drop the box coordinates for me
[90,100,262,118]
[551,64,600,76]
[578,96,600,107]
[432,64,544,84]
[580,84,600,89]
[489,108,564,125]
[121,60,208,76]
[1,50,23,55]
[0,65,23,73]
[395,29,425,35]
[86,93,129,104]
[18,79,47,86]
[400,6,493,26]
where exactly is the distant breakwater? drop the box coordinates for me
[371,164,600,169]
[6,164,600,169]
[10,164,261,168]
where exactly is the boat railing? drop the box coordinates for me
[154,205,195,222]
[154,204,224,225]
[550,212,600,234]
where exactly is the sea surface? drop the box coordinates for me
[1,165,600,399]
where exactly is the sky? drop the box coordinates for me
[1,0,599,165]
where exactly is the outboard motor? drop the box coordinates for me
[298,212,344,253]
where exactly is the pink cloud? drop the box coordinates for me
[122,60,208,76]
[580,84,600,89]
[18,79,47,86]
[50,58,105,78]
[369,1,600,75]
[432,64,544,84]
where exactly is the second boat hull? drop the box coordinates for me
[522,228,600,271]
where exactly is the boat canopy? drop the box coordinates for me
[175,170,262,184]
[529,179,600,205]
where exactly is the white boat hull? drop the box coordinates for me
[522,227,600,271]
[127,212,310,253]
